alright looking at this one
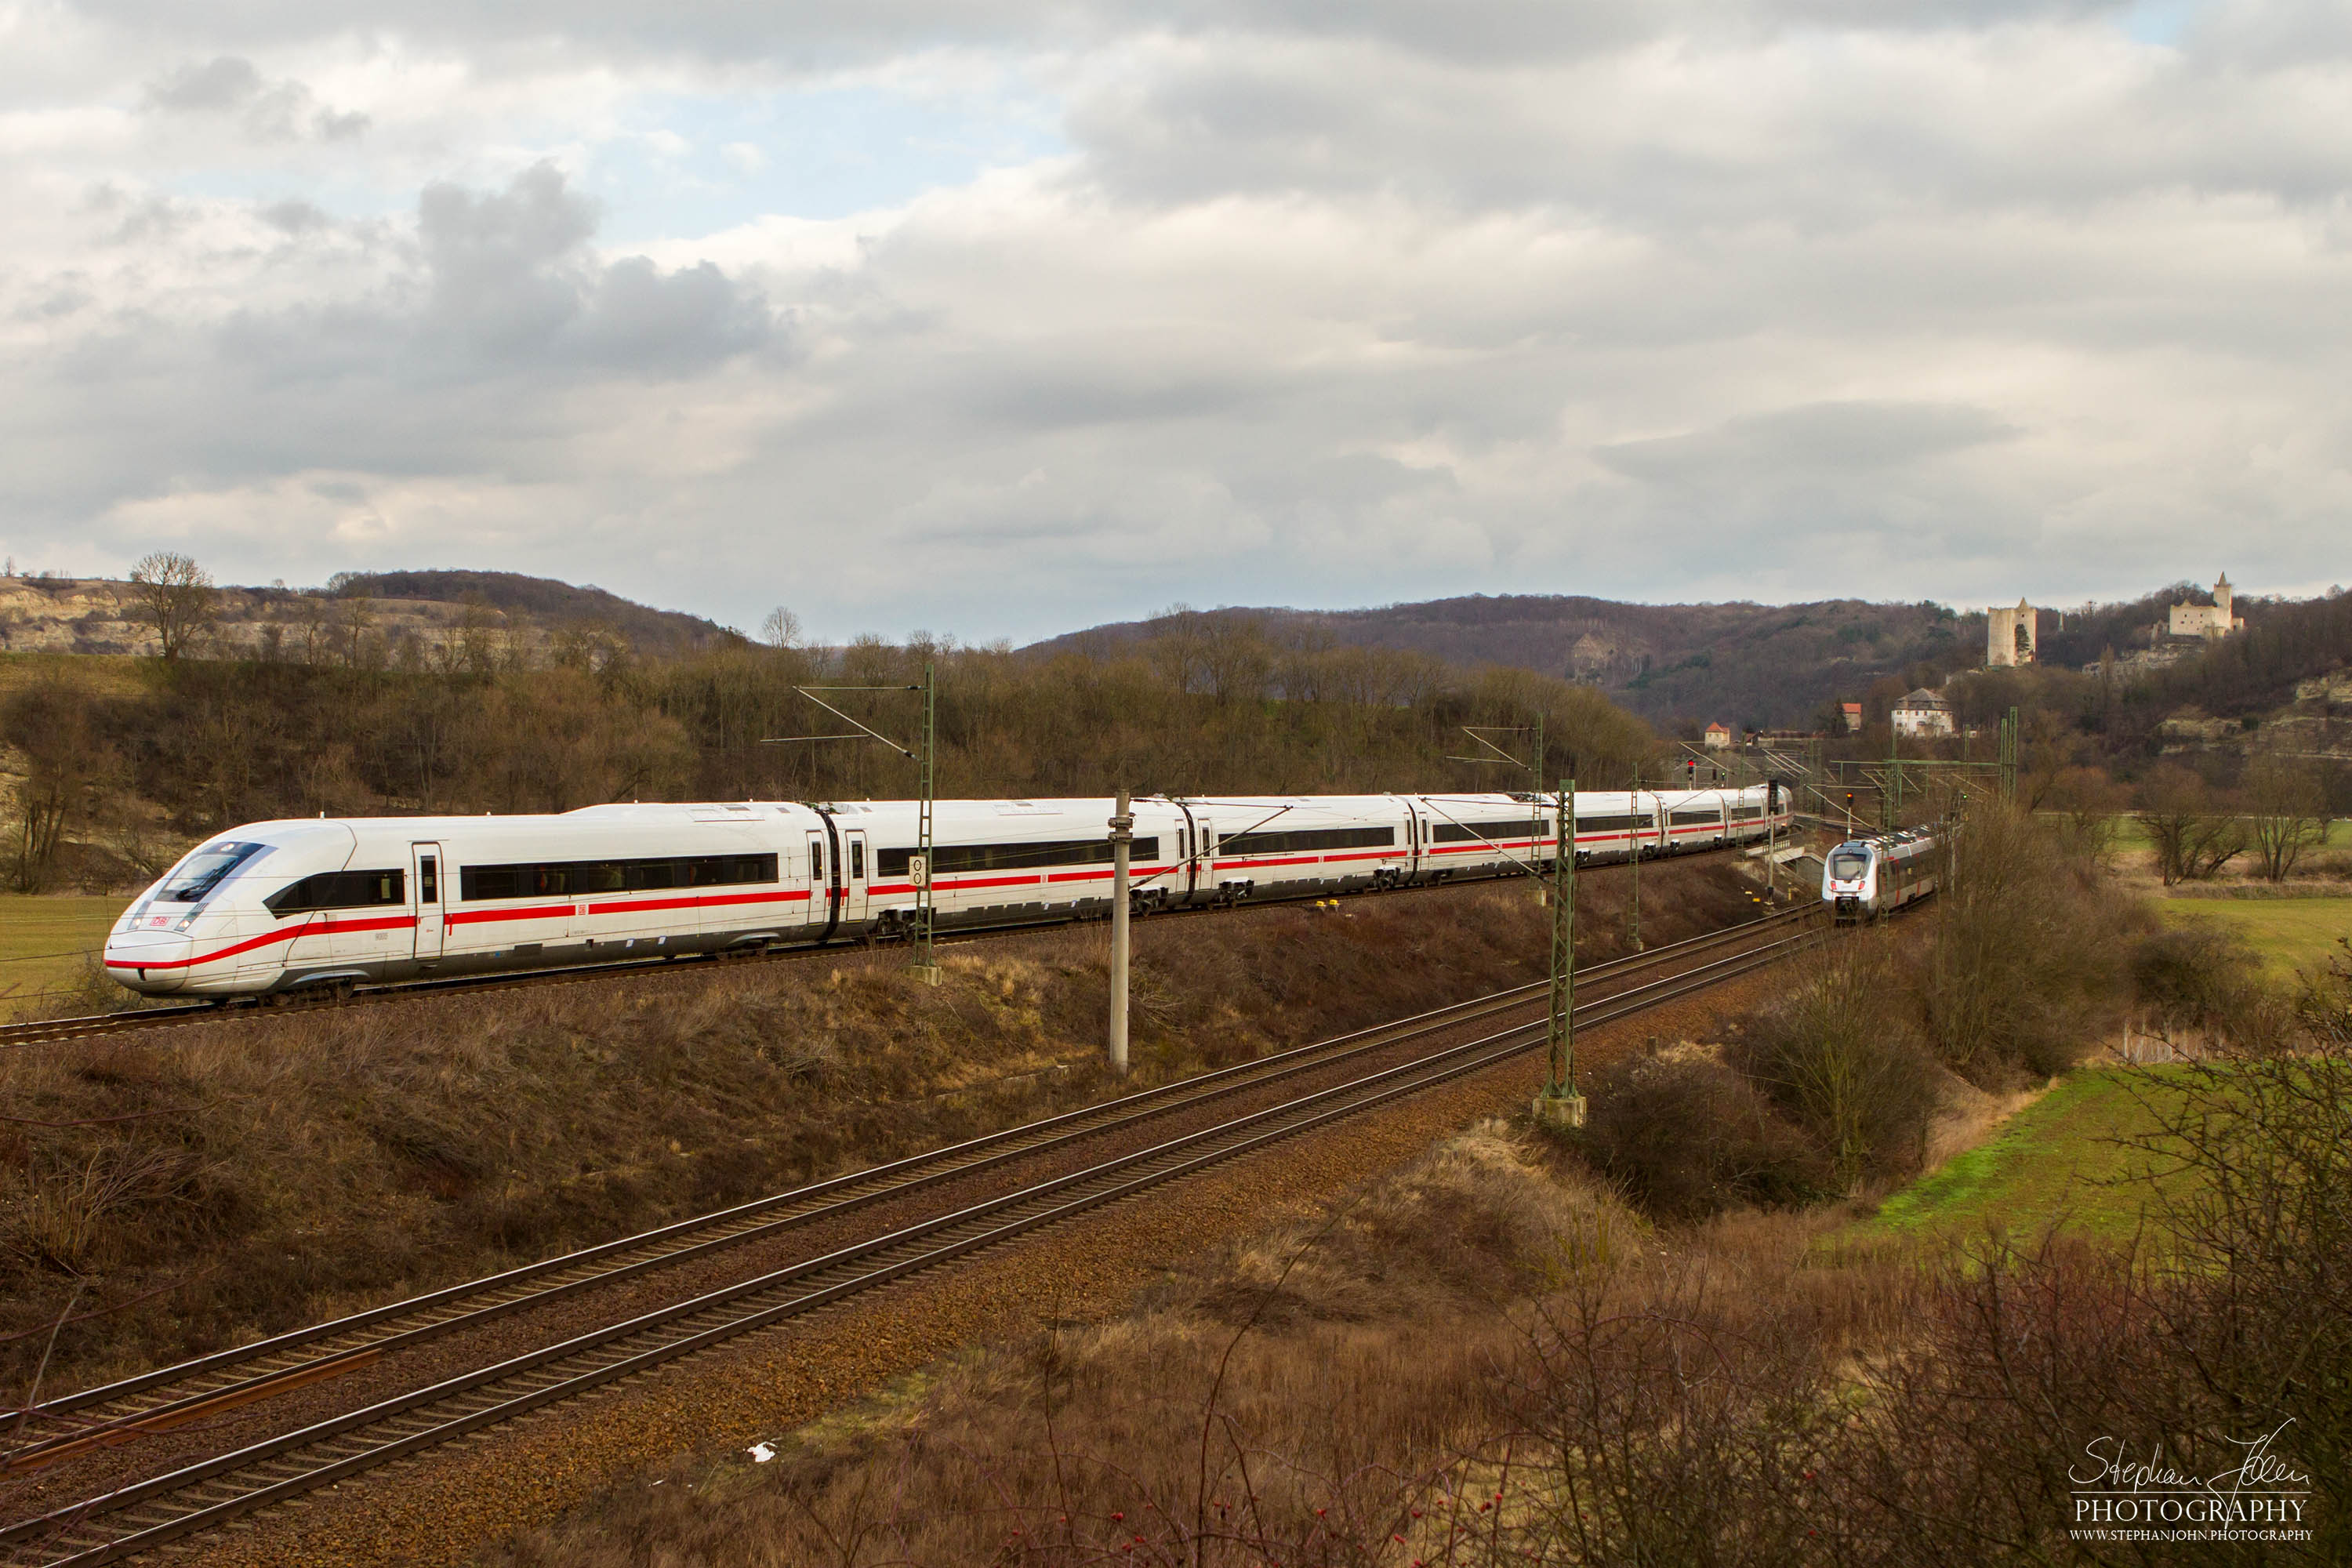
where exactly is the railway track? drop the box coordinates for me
[0,848,1747,1051]
[0,905,1821,1566]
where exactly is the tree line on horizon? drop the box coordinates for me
[1,560,1657,892]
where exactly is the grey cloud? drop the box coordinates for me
[143,54,370,142]
[419,164,602,355]
[1062,16,2352,222]
[1595,402,2020,484]
[67,0,2139,71]
[260,198,331,234]
[573,258,771,373]
[415,163,768,372]
[147,55,267,112]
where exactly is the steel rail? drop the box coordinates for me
[10,903,1819,1464]
[0,844,1761,1050]
[0,924,1824,1567]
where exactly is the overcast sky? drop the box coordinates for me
[3,0,2347,642]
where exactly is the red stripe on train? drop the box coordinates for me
[105,914,419,971]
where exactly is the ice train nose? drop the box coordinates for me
[103,931,192,994]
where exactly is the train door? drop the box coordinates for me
[412,842,445,962]
[807,831,833,933]
[839,829,871,927]
[1174,806,1199,900]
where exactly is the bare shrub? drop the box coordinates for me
[1924,797,2127,1080]
[2,1145,197,1275]
[1575,1046,1828,1221]
[2129,1034,2352,1544]
[1734,935,1940,1192]
[2130,922,2262,1038]
[1501,1261,1849,1565]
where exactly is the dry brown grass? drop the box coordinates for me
[478,1126,1929,1568]
[471,899,2352,1567]
[0,858,1754,1398]
[483,1123,1635,1568]
[481,1058,2348,1568]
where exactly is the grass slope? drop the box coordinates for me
[1831,1068,2192,1250]
[0,895,122,1018]
[2158,898,2352,979]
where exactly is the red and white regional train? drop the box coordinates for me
[103,786,1788,999]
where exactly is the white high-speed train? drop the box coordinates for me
[104,785,1788,999]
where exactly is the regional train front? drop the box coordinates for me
[1821,840,1875,922]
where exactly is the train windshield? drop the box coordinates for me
[158,841,265,902]
[1828,850,1871,881]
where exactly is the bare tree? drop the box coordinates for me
[2137,763,2246,885]
[2244,750,2326,883]
[2017,711,2082,811]
[2049,763,2129,864]
[125,552,217,661]
[760,605,804,650]
[2,677,114,893]
[336,590,379,670]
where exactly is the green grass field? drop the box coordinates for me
[0,895,124,1018]
[2158,898,2352,980]
[1825,1069,2199,1254]
[2083,814,2345,855]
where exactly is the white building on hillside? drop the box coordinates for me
[1893,688,1955,739]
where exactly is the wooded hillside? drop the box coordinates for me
[1032,594,1973,732]
[0,618,1653,893]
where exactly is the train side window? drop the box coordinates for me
[266,869,406,916]
[851,841,866,880]
[419,857,437,902]
[811,846,823,880]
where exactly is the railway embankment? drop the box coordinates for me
[458,808,2348,1568]
[151,941,1795,1568]
[0,857,1753,1403]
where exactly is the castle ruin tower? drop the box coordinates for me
[1987,598,2038,667]
[2168,572,2245,639]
